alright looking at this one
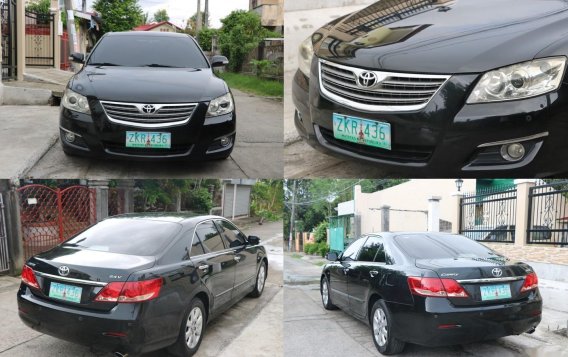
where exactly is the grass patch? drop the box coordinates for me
[217,71,283,98]
[291,253,303,259]
[313,261,326,267]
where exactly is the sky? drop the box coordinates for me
[83,0,250,29]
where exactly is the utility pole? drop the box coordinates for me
[203,0,209,29]
[288,180,297,252]
[64,0,78,71]
[196,0,202,32]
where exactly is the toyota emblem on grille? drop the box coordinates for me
[141,104,157,114]
[491,268,503,277]
[58,265,70,277]
[357,71,379,88]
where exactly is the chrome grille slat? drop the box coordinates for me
[319,59,451,111]
[100,101,198,128]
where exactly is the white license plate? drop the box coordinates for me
[480,284,512,301]
[332,113,391,150]
[49,282,82,303]
[126,131,171,149]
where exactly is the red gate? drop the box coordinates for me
[18,185,96,261]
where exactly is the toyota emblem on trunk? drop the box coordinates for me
[491,268,503,277]
[141,104,157,114]
[58,266,70,276]
[357,71,379,88]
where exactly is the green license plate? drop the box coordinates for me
[332,113,391,150]
[49,282,82,303]
[126,131,171,149]
[480,284,511,301]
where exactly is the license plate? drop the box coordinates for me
[480,284,512,301]
[126,131,171,149]
[49,282,82,303]
[332,113,391,150]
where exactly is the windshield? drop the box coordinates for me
[63,218,182,256]
[87,35,209,68]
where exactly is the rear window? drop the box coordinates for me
[87,35,209,68]
[394,233,499,260]
[63,219,181,256]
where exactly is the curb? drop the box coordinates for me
[18,134,59,179]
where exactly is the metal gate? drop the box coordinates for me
[1,0,17,79]
[18,185,96,261]
[329,214,354,253]
[25,9,54,67]
[0,193,10,272]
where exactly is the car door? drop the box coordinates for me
[329,237,366,309]
[347,236,386,319]
[215,219,258,297]
[190,220,237,313]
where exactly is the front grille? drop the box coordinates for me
[100,101,197,128]
[103,142,193,157]
[319,60,450,111]
[318,126,432,163]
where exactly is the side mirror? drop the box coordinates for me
[211,55,229,68]
[70,52,85,64]
[248,235,261,246]
[326,252,338,261]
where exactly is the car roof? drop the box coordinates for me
[365,231,460,239]
[106,31,190,38]
[105,213,226,226]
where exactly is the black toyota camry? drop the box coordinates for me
[17,214,268,356]
[320,232,542,355]
[60,32,235,161]
[293,0,568,177]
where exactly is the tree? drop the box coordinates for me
[93,0,144,34]
[196,28,218,51]
[218,10,268,72]
[251,180,284,223]
[26,0,50,14]
[153,9,169,23]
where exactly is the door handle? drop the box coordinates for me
[198,265,209,272]
[369,270,379,278]
[234,256,241,262]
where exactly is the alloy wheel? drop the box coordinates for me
[373,307,388,347]
[257,264,266,292]
[322,279,329,306]
[185,306,203,349]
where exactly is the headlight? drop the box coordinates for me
[62,88,90,114]
[298,35,314,76]
[206,93,234,117]
[467,57,566,104]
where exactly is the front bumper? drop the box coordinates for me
[292,61,568,177]
[386,292,542,347]
[59,101,236,161]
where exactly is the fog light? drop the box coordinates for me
[220,137,231,147]
[500,143,525,161]
[64,131,76,143]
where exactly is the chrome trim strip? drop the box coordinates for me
[59,127,83,138]
[35,271,108,286]
[100,100,198,128]
[456,276,524,284]
[318,59,451,112]
[477,132,549,148]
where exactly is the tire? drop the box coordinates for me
[168,298,207,357]
[248,261,267,298]
[371,300,405,355]
[321,276,337,310]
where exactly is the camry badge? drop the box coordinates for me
[141,104,157,114]
[58,265,70,277]
[491,268,503,277]
[357,71,379,88]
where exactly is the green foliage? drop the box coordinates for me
[134,179,219,212]
[249,59,274,77]
[93,0,144,34]
[303,242,328,257]
[26,0,50,14]
[197,28,219,52]
[314,221,328,243]
[317,242,330,257]
[250,180,283,222]
[216,72,283,98]
[153,9,169,22]
[184,187,213,213]
[218,10,269,72]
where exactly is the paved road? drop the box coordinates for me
[24,90,283,179]
[283,253,568,357]
[0,221,283,357]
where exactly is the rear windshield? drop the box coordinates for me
[87,35,209,68]
[63,219,181,256]
[394,233,500,260]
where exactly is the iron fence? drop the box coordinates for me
[527,180,568,245]
[460,186,517,243]
[24,9,54,67]
[1,0,17,79]
[0,194,10,272]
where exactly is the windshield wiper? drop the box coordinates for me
[89,62,120,67]
[143,64,180,68]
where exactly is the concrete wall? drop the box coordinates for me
[284,0,375,12]
[252,0,284,27]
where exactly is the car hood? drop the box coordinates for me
[313,0,568,74]
[69,66,229,103]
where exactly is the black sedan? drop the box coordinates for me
[17,214,268,356]
[320,232,542,354]
[61,32,235,161]
[293,0,568,177]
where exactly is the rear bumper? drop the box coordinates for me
[387,291,542,347]
[17,286,176,354]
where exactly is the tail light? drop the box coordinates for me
[21,265,40,289]
[520,272,538,292]
[95,278,163,303]
[408,276,468,298]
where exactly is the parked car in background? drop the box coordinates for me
[61,32,235,161]
[18,214,267,356]
[320,232,542,354]
[294,0,568,177]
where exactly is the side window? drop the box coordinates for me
[195,221,226,253]
[216,220,247,248]
[357,236,385,262]
[342,237,366,261]
[189,233,206,257]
